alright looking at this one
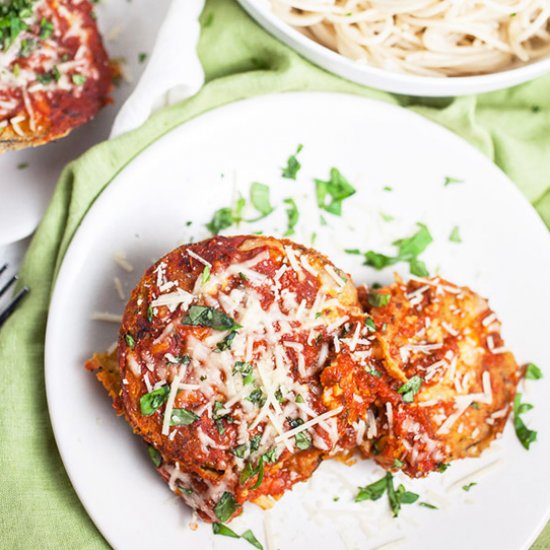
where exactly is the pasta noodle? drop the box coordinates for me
[268,0,550,76]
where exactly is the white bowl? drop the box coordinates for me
[238,0,550,97]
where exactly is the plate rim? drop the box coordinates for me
[45,90,550,550]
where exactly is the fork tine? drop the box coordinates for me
[0,287,30,328]
[0,274,17,299]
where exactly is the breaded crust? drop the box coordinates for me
[116,235,360,521]
[0,0,111,152]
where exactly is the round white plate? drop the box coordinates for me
[238,0,550,97]
[0,0,174,246]
[45,92,550,550]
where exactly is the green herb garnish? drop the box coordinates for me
[138,52,147,63]
[367,291,391,308]
[365,317,376,331]
[182,305,240,331]
[282,144,303,180]
[214,492,238,522]
[170,408,199,426]
[216,330,237,352]
[364,223,433,277]
[241,529,264,550]
[419,502,438,509]
[283,197,299,236]
[525,363,543,380]
[140,385,169,416]
[315,167,356,216]
[212,522,239,539]
[125,333,136,349]
[71,73,86,85]
[449,226,462,243]
[444,176,463,186]
[397,375,423,403]
[249,182,274,219]
[513,393,537,450]
[147,445,162,468]
[201,265,211,284]
[462,482,477,492]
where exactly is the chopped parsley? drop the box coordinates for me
[449,226,462,243]
[182,305,240,331]
[282,144,303,180]
[367,291,391,308]
[397,375,423,403]
[525,362,543,380]
[283,197,299,236]
[315,167,356,216]
[437,463,450,473]
[444,176,464,186]
[250,435,261,452]
[214,492,238,522]
[169,408,199,426]
[364,223,433,277]
[138,51,147,63]
[201,265,211,284]
[462,482,477,492]
[249,182,274,220]
[513,392,537,450]
[147,445,162,468]
[139,385,169,416]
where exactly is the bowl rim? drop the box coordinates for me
[239,0,550,97]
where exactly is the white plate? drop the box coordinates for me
[238,0,550,97]
[0,0,173,246]
[45,92,550,550]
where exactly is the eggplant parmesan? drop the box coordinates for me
[0,0,111,151]
[88,235,363,522]
[322,276,520,478]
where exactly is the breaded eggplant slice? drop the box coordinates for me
[0,0,111,152]
[355,276,520,477]
[116,235,361,522]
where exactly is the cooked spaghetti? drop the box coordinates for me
[269,0,550,77]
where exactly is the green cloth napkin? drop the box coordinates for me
[1,0,550,547]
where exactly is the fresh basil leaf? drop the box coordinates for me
[397,375,423,403]
[216,330,237,352]
[355,474,388,502]
[263,447,278,463]
[125,333,136,349]
[206,207,233,235]
[437,463,450,473]
[365,317,376,331]
[170,408,199,426]
[393,224,432,261]
[396,484,419,504]
[444,176,463,186]
[315,168,356,216]
[419,502,438,509]
[525,363,543,380]
[409,258,429,277]
[462,482,477,492]
[283,197,299,236]
[295,430,311,450]
[250,182,274,219]
[393,459,404,469]
[250,435,261,453]
[214,492,238,522]
[247,388,265,405]
[344,248,361,255]
[212,522,240,539]
[251,456,265,490]
[282,144,303,180]
[386,473,400,517]
[140,386,169,416]
[367,291,391,307]
[201,265,211,284]
[147,445,162,468]
[241,529,264,550]
[233,444,247,458]
[182,305,240,331]
[513,393,537,450]
[449,226,462,243]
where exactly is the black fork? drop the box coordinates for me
[0,263,30,328]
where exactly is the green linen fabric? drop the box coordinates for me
[1,0,549,548]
